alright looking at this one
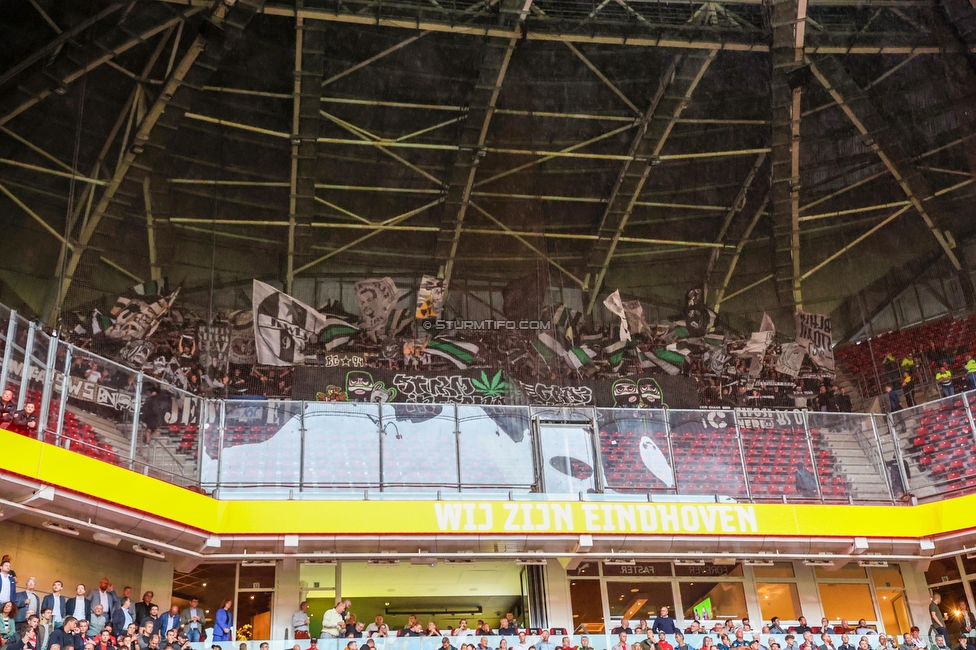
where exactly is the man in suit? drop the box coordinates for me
[65,584,91,622]
[179,598,204,643]
[158,606,180,635]
[134,593,155,627]
[14,577,41,625]
[0,557,16,606]
[90,581,118,617]
[42,581,67,627]
[49,616,80,650]
[112,598,135,636]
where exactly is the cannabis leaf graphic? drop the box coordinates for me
[471,370,507,397]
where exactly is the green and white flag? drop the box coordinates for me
[425,338,478,369]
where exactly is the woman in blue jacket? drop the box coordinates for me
[213,600,233,642]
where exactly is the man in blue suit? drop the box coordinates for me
[159,606,181,635]
[111,597,135,636]
[14,577,40,624]
[0,558,15,605]
[41,581,67,627]
[65,584,92,622]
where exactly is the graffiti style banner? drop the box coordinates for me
[294,367,700,408]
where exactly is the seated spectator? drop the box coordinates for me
[784,636,797,650]
[799,633,816,650]
[611,633,628,650]
[674,632,692,650]
[441,636,458,650]
[795,618,813,635]
[934,637,950,650]
[854,621,873,636]
[613,620,634,635]
[497,640,508,650]
[898,633,914,650]
[477,638,493,650]
[640,630,655,650]
[702,638,715,650]
[454,620,475,637]
[732,631,748,648]
[837,634,854,650]
[717,634,731,650]
[657,632,674,650]
[857,641,870,650]
[770,619,787,635]
[819,633,835,650]
[498,619,517,636]
[834,622,852,635]
[875,636,892,650]
[426,622,441,637]
[0,389,15,427]
[686,622,702,635]
[90,605,108,637]
[956,637,971,650]
[10,402,37,436]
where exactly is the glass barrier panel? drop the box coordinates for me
[874,414,911,501]
[303,401,381,492]
[50,346,139,469]
[1,313,26,401]
[134,385,207,489]
[894,392,973,501]
[457,404,535,491]
[736,408,816,502]
[217,398,303,495]
[807,412,893,502]
[380,403,459,491]
[668,409,747,499]
[597,407,673,495]
[201,399,221,491]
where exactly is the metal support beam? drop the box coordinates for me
[770,0,807,309]
[0,4,200,126]
[143,178,161,282]
[809,57,968,277]
[713,196,769,312]
[286,17,326,294]
[432,0,530,292]
[49,0,267,322]
[584,49,716,313]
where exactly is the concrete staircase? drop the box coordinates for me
[815,424,892,501]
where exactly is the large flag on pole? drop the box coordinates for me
[253,280,337,365]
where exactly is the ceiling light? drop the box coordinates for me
[603,559,635,566]
[443,559,475,565]
[744,559,775,566]
[367,559,400,566]
[857,560,888,568]
[132,544,165,560]
[42,521,79,536]
[802,559,834,567]
[674,559,705,566]
[303,560,337,566]
[241,560,275,566]
[515,559,547,566]
[92,532,122,546]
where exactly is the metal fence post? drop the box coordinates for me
[215,399,226,498]
[16,321,36,410]
[886,412,912,501]
[869,414,896,503]
[732,410,753,502]
[129,372,144,467]
[36,332,59,440]
[55,345,72,448]
[377,402,384,492]
[962,390,976,447]
[802,411,825,502]
[197,399,209,485]
[589,407,606,493]
[0,310,16,393]
[662,407,677,496]
[453,404,462,492]
[299,402,306,493]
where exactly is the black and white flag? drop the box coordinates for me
[253,280,329,366]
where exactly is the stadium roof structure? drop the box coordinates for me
[2,0,976,339]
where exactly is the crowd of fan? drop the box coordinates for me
[0,557,214,650]
[296,602,976,650]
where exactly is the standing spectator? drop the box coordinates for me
[901,372,916,408]
[652,607,677,635]
[180,598,204,643]
[65,586,90,623]
[42,582,66,627]
[966,358,976,390]
[931,594,949,642]
[958,602,975,637]
[936,364,954,398]
[0,601,18,639]
[112,600,134,637]
[291,602,310,640]
[212,602,232,643]
[837,635,854,650]
[14,577,40,625]
[674,633,693,650]
[639,630,655,650]
[90,582,117,617]
[134,594,155,627]
[537,630,555,650]
[0,559,15,606]
[886,385,901,412]
[610,633,628,650]
[320,601,345,640]
[158,608,179,635]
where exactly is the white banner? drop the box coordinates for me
[776,342,806,377]
[253,280,329,366]
[795,310,835,375]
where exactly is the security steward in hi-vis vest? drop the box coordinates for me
[936,364,954,398]
[966,358,976,390]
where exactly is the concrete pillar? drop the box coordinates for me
[274,559,302,640]
[141,558,174,608]
[545,562,574,632]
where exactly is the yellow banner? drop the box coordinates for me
[2,429,976,540]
